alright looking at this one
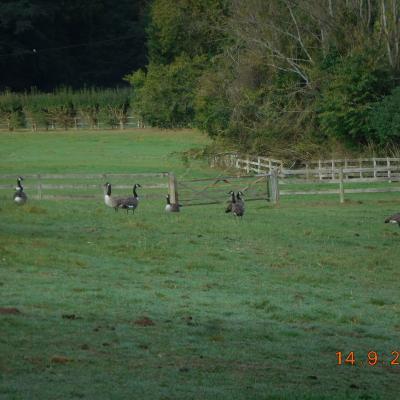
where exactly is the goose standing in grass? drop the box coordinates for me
[232,191,245,218]
[165,194,180,212]
[119,183,141,214]
[103,182,123,212]
[225,191,245,218]
[385,213,400,227]
[13,176,27,205]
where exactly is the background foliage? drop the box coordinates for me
[128,0,400,158]
[3,0,400,156]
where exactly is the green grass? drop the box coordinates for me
[1,129,400,399]
[0,129,211,176]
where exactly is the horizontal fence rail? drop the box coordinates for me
[210,153,283,175]
[0,173,169,201]
[2,169,399,206]
[0,116,146,131]
[211,153,400,182]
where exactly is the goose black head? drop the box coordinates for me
[133,184,141,197]
[104,183,111,196]
[166,194,171,204]
[237,191,244,199]
[16,176,24,190]
[227,190,236,202]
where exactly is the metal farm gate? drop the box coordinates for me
[175,174,271,206]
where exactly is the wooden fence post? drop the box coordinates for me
[339,168,344,204]
[37,174,42,200]
[168,172,179,205]
[270,168,280,204]
[387,157,391,181]
[318,160,322,180]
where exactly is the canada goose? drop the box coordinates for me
[165,194,180,212]
[232,192,245,218]
[13,176,27,205]
[103,182,123,211]
[385,213,400,227]
[118,183,141,214]
[225,191,235,213]
[225,191,244,218]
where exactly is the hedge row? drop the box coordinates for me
[0,88,133,130]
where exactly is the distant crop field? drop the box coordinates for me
[1,129,400,399]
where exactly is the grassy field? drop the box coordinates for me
[0,129,211,176]
[1,129,400,400]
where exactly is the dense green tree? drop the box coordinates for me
[317,51,392,146]
[147,0,230,64]
[127,0,229,128]
[126,55,206,128]
[369,86,400,145]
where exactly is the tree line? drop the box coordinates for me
[126,0,400,158]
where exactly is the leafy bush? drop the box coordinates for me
[317,52,392,147]
[369,86,400,145]
[126,55,206,128]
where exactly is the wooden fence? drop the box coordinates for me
[211,153,400,182]
[210,153,283,175]
[0,116,146,131]
[0,173,169,200]
[271,168,400,204]
[1,172,271,207]
[2,169,399,207]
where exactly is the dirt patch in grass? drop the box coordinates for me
[134,316,155,326]
[26,206,47,214]
[51,356,73,364]
[0,307,21,315]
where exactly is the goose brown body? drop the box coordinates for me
[104,183,123,211]
[118,184,141,214]
[165,194,180,212]
[225,191,245,217]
